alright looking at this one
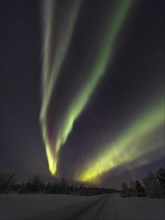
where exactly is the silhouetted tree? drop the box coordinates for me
[129,181,137,196]
[46,182,58,194]
[142,172,163,198]
[156,168,165,197]
[19,183,26,193]
[120,183,130,197]
[0,172,15,193]
[18,176,45,193]
[135,180,146,197]
[59,178,69,194]
[31,175,45,193]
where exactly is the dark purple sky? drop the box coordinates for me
[1,0,164,187]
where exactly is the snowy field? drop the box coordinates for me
[0,193,165,220]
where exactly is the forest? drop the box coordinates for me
[0,168,165,198]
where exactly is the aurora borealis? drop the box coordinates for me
[40,0,164,184]
[1,0,164,187]
[75,98,164,183]
[40,0,82,175]
[41,0,133,176]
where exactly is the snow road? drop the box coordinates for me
[1,194,165,220]
[34,194,113,220]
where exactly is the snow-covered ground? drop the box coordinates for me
[112,194,165,220]
[0,194,99,220]
[0,193,165,220]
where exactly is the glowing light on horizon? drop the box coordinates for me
[75,98,164,183]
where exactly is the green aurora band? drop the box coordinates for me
[41,0,82,119]
[40,0,82,174]
[40,0,133,175]
[75,98,164,184]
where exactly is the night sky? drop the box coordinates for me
[1,0,164,187]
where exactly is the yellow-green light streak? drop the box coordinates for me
[54,1,133,174]
[40,0,82,174]
[75,99,164,183]
[41,1,82,119]
[41,0,134,175]
[57,0,133,150]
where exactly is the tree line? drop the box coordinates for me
[1,167,164,198]
[120,168,165,198]
[0,173,118,196]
